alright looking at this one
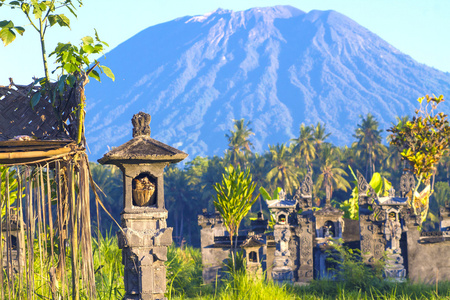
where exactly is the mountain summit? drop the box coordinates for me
[85,6,450,160]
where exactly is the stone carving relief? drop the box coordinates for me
[357,170,376,205]
[385,213,402,251]
[301,169,313,198]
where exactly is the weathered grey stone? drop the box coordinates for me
[198,171,450,285]
[99,112,187,300]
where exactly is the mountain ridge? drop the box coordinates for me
[84,6,450,161]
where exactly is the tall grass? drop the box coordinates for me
[4,234,450,299]
[93,233,124,299]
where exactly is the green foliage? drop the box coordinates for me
[389,95,450,222]
[259,186,281,229]
[315,145,351,200]
[225,119,254,168]
[166,245,203,298]
[50,31,114,81]
[0,166,18,218]
[89,162,123,234]
[389,95,449,187]
[93,233,125,299]
[217,272,296,300]
[325,242,385,291]
[389,95,450,184]
[340,168,392,220]
[265,143,302,195]
[213,165,259,247]
[434,181,450,207]
[0,20,24,46]
[353,113,387,179]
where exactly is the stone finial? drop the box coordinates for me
[132,112,151,138]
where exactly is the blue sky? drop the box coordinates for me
[1,0,449,84]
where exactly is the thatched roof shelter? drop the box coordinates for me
[0,78,96,298]
[0,80,81,165]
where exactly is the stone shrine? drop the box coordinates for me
[199,169,450,284]
[99,112,187,300]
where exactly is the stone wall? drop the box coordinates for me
[406,227,450,283]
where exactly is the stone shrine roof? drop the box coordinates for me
[378,196,408,206]
[240,236,264,248]
[98,135,188,164]
[266,199,296,209]
[99,112,188,165]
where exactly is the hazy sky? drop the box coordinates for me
[1,0,449,84]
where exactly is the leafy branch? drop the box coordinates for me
[388,95,450,221]
[1,0,114,145]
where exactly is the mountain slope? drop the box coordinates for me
[85,6,450,160]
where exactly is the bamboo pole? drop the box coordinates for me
[6,167,13,297]
[27,167,35,300]
[0,147,74,160]
[57,161,66,299]
[69,161,79,300]
[36,170,44,297]
[17,167,25,299]
[0,170,4,300]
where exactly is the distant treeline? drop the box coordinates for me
[89,114,450,247]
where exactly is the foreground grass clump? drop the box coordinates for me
[180,274,450,300]
[93,233,125,299]
[165,245,450,299]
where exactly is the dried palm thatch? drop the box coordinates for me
[1,154,96,299]
[1,79,97,299]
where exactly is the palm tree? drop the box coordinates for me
[313,122,331,150]
[265,143,303,195]
[89,162,123,232]
[165,165,193,245]
[353,113,387,179]
[291,124,316,167]
[316,145,351,203]
[225,119,255,167]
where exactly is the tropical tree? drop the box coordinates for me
[89,162,122,233]
[388,95,450,223]
[291,124,316,167]
[312,122,331,151]
[265,144,303,196]
[165,165,197,246]
[353,113,387,179]
[213,165,259,261]
[225,119,254,167]
[198,156,225,209]
[315,145,351,202]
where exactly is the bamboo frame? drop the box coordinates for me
[1,153,96,299]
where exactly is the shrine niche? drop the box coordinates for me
[132,173,157,207]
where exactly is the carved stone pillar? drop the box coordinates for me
[272,224,294,283]
[293,170,314,283]
[357,171,386,264]
[296,214,314,282]
[99,112,187,300]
